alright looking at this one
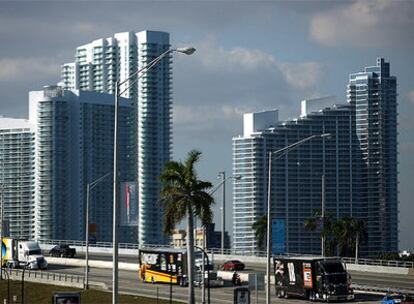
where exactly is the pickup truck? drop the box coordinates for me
[49,244,76,258]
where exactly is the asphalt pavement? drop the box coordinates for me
[46,264,384,304]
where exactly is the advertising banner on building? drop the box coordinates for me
[271,218,285,254]
[120,182,138,226]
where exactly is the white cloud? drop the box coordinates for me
[309,0,414,48]
[279,62,324,89]
[182,38,325,90]
[172,38,326,140]
[173,104,255,126]
[0,57,59,82]
[191,38,277,73]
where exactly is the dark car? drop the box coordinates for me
[222,260,245,271]
[49,244,76,258]
[382,294,414,304]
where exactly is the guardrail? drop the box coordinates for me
[39,239,414,268]
[342,257,414,268]
[7,268,84,286]
[40,239,140,250]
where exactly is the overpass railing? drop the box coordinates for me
[39,239,414,268]
[342,257,414,268]
[40,239,140,250]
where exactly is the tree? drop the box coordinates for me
[334,217,366,259]
[304,213,366,258]
[304,211,337,256]
[252,215,267,252]
[160,150,214,304]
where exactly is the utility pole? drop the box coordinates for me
[321,174,325,257]
[219,171,226,254]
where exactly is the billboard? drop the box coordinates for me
[271,218,285,254]
[120,182,138,226]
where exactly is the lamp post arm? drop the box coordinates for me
[118,49,173,96]
[270,134,318,157]
[118,48,173,87]
[208,175,240,196]
[89,172,112,190]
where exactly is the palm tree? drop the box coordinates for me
[160,150,214,304]
[304,211,337,256]
[336,217,365,260]
[350,218,365,262]
[252,215,267,252]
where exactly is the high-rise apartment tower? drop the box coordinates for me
[61,31,171,245]
[29,86,132,241]
[233,58,397,257]
[0,118,35,239]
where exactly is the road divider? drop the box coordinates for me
[47,257,138,272]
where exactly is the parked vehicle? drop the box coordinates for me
[222,260,245,271]
[49,244,76,258]
[382,294,414,304]
[274,256,354,302]
[1,238,47,270]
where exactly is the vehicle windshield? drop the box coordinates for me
[321,261,345,273]
[28,249,41,255]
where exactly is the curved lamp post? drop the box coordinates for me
[112,46,195,304]
[265,133,331,304]
[85,172,112,289]
[217,172,241,254]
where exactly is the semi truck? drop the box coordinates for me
[139,247,187,285]
[274,256,354,302]
[138,247,220,286]
[1,238,48,270]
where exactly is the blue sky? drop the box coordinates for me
[0,0,413,250]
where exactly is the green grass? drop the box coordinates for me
[0,280,181,304]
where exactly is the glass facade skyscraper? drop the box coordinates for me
[233,58,398,257]
[0,119,35,239]
[29,86,132,241]
[347,58,398,253]
[61,31,171,245]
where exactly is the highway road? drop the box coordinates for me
[63,252,414,292]
[46,264,384,304]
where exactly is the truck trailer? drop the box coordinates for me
[139,247,187,285]
[138,247,220,286]
[274,256,354,302]
[1,238,48,270]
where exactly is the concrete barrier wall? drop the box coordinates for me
[347,263,409,275]
[47,257,138,272]
[40,244,138,256]
[209,253,266,264]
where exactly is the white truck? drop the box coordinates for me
[1,238,48,270]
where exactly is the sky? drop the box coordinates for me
[0,0,413,250]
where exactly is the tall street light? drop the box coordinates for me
[85,172,112,289]
[217,171,241,254]
[197,173,241,304]
[265,133,331,304]
[112,46,195,304]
